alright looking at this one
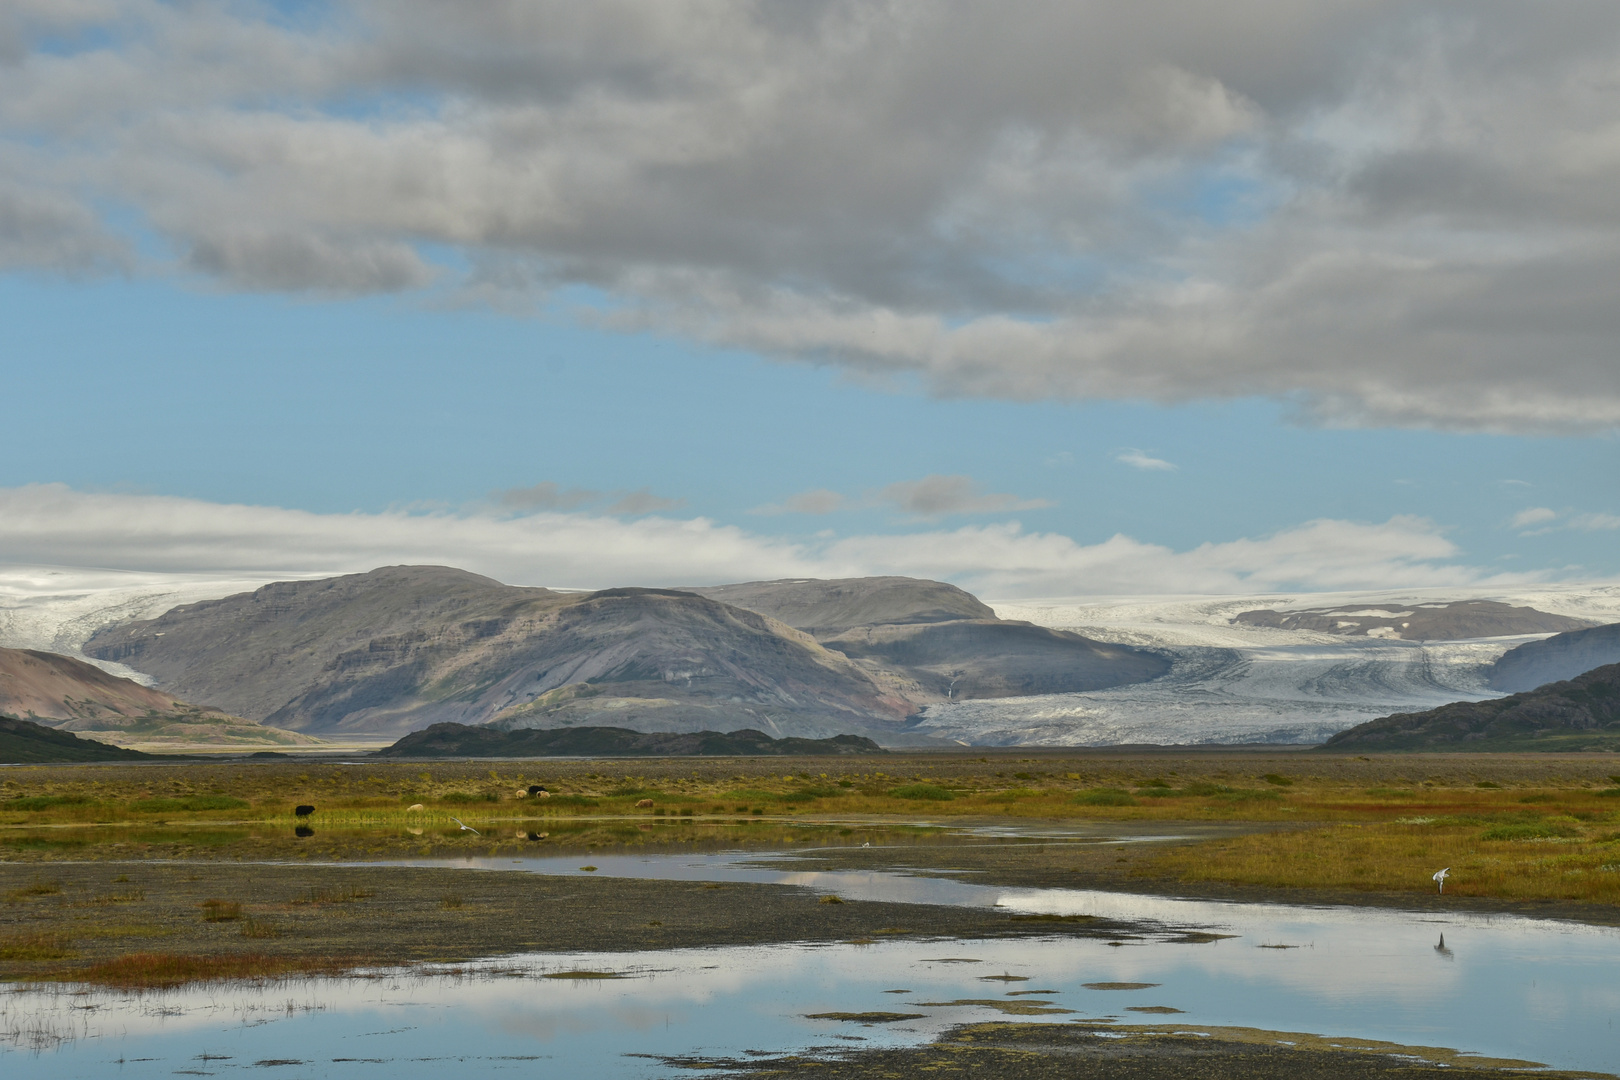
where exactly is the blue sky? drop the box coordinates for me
[2,4,1618,595]
[7,271,1616,590]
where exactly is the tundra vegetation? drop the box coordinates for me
[4,750,1619,987]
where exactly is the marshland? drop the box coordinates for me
[4,749,1620,1078]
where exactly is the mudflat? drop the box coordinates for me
[0,857,1148,984]
[665,1021,1611,1079]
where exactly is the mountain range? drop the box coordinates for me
[83,567,1170,741]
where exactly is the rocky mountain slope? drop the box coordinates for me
[680,577,995,633]
[84,567,1168,741]
[1487,623,1620,693]
[0,647,317,750]
[1233,600,1593,641]
[1320,662,1620,752]
[681,577,1168,701]
[0,714,153,763]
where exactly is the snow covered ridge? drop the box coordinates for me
[990,586,1620,649]
[4,566,1619,747]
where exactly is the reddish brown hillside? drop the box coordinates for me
[0,647,321,749]
[0,647,188,722]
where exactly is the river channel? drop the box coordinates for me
[4,845,1618,1077]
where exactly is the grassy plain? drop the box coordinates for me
[4,749,1620,987]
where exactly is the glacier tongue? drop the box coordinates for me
[912,638,1517,746]
[927,585,1620,747]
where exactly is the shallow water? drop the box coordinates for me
[6,849,1619,1077]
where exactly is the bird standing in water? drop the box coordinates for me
[1433,867,1450,893]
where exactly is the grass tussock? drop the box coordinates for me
[200,898,243,922]
[890,783,955,801]
[0,931,76,961]
[70,951,358,988]
[238,918,281,939]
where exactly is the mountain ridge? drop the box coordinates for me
[84,567,1170,741]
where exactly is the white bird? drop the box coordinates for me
[451,816,480,835]
[862,842,870,848]
[1433,867,1450,893]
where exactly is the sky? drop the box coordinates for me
[2,1,1618,598]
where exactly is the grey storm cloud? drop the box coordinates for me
[5,2,1620,429]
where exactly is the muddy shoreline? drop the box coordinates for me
[0,858,1156,982]
[665,1021,1613,1079]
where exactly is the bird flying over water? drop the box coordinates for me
[451,816,480,835]
[1433,867,1450,893]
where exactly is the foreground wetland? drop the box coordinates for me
[4,750,1620,1077]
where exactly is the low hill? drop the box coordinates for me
[0,647,320,750]
[1233,600,1594,641]
[1488,623,1620,693]
[85,567,1169,741]
[0,714,152,763]
[1319,662,1620,752]
[377,722,886,757]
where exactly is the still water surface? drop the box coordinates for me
[4,848,1618,1077]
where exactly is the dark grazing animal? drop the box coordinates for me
[294,804,315,817]
[527,786,548,796]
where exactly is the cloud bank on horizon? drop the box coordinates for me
[5,2,1620,433]
[0,484,1540,599]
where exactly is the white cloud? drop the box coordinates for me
[0,484,1540,601]
[1114,449,1177,471]
[1569,512,1620,531]
[4,4,1620,430]
[1511,507,1558,529]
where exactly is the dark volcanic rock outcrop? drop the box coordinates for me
[377,722,886,758]
[1320,662,1620,752]
[0,714,153,763]
[1488,623,1620,693]
[1234,600,1593,641]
